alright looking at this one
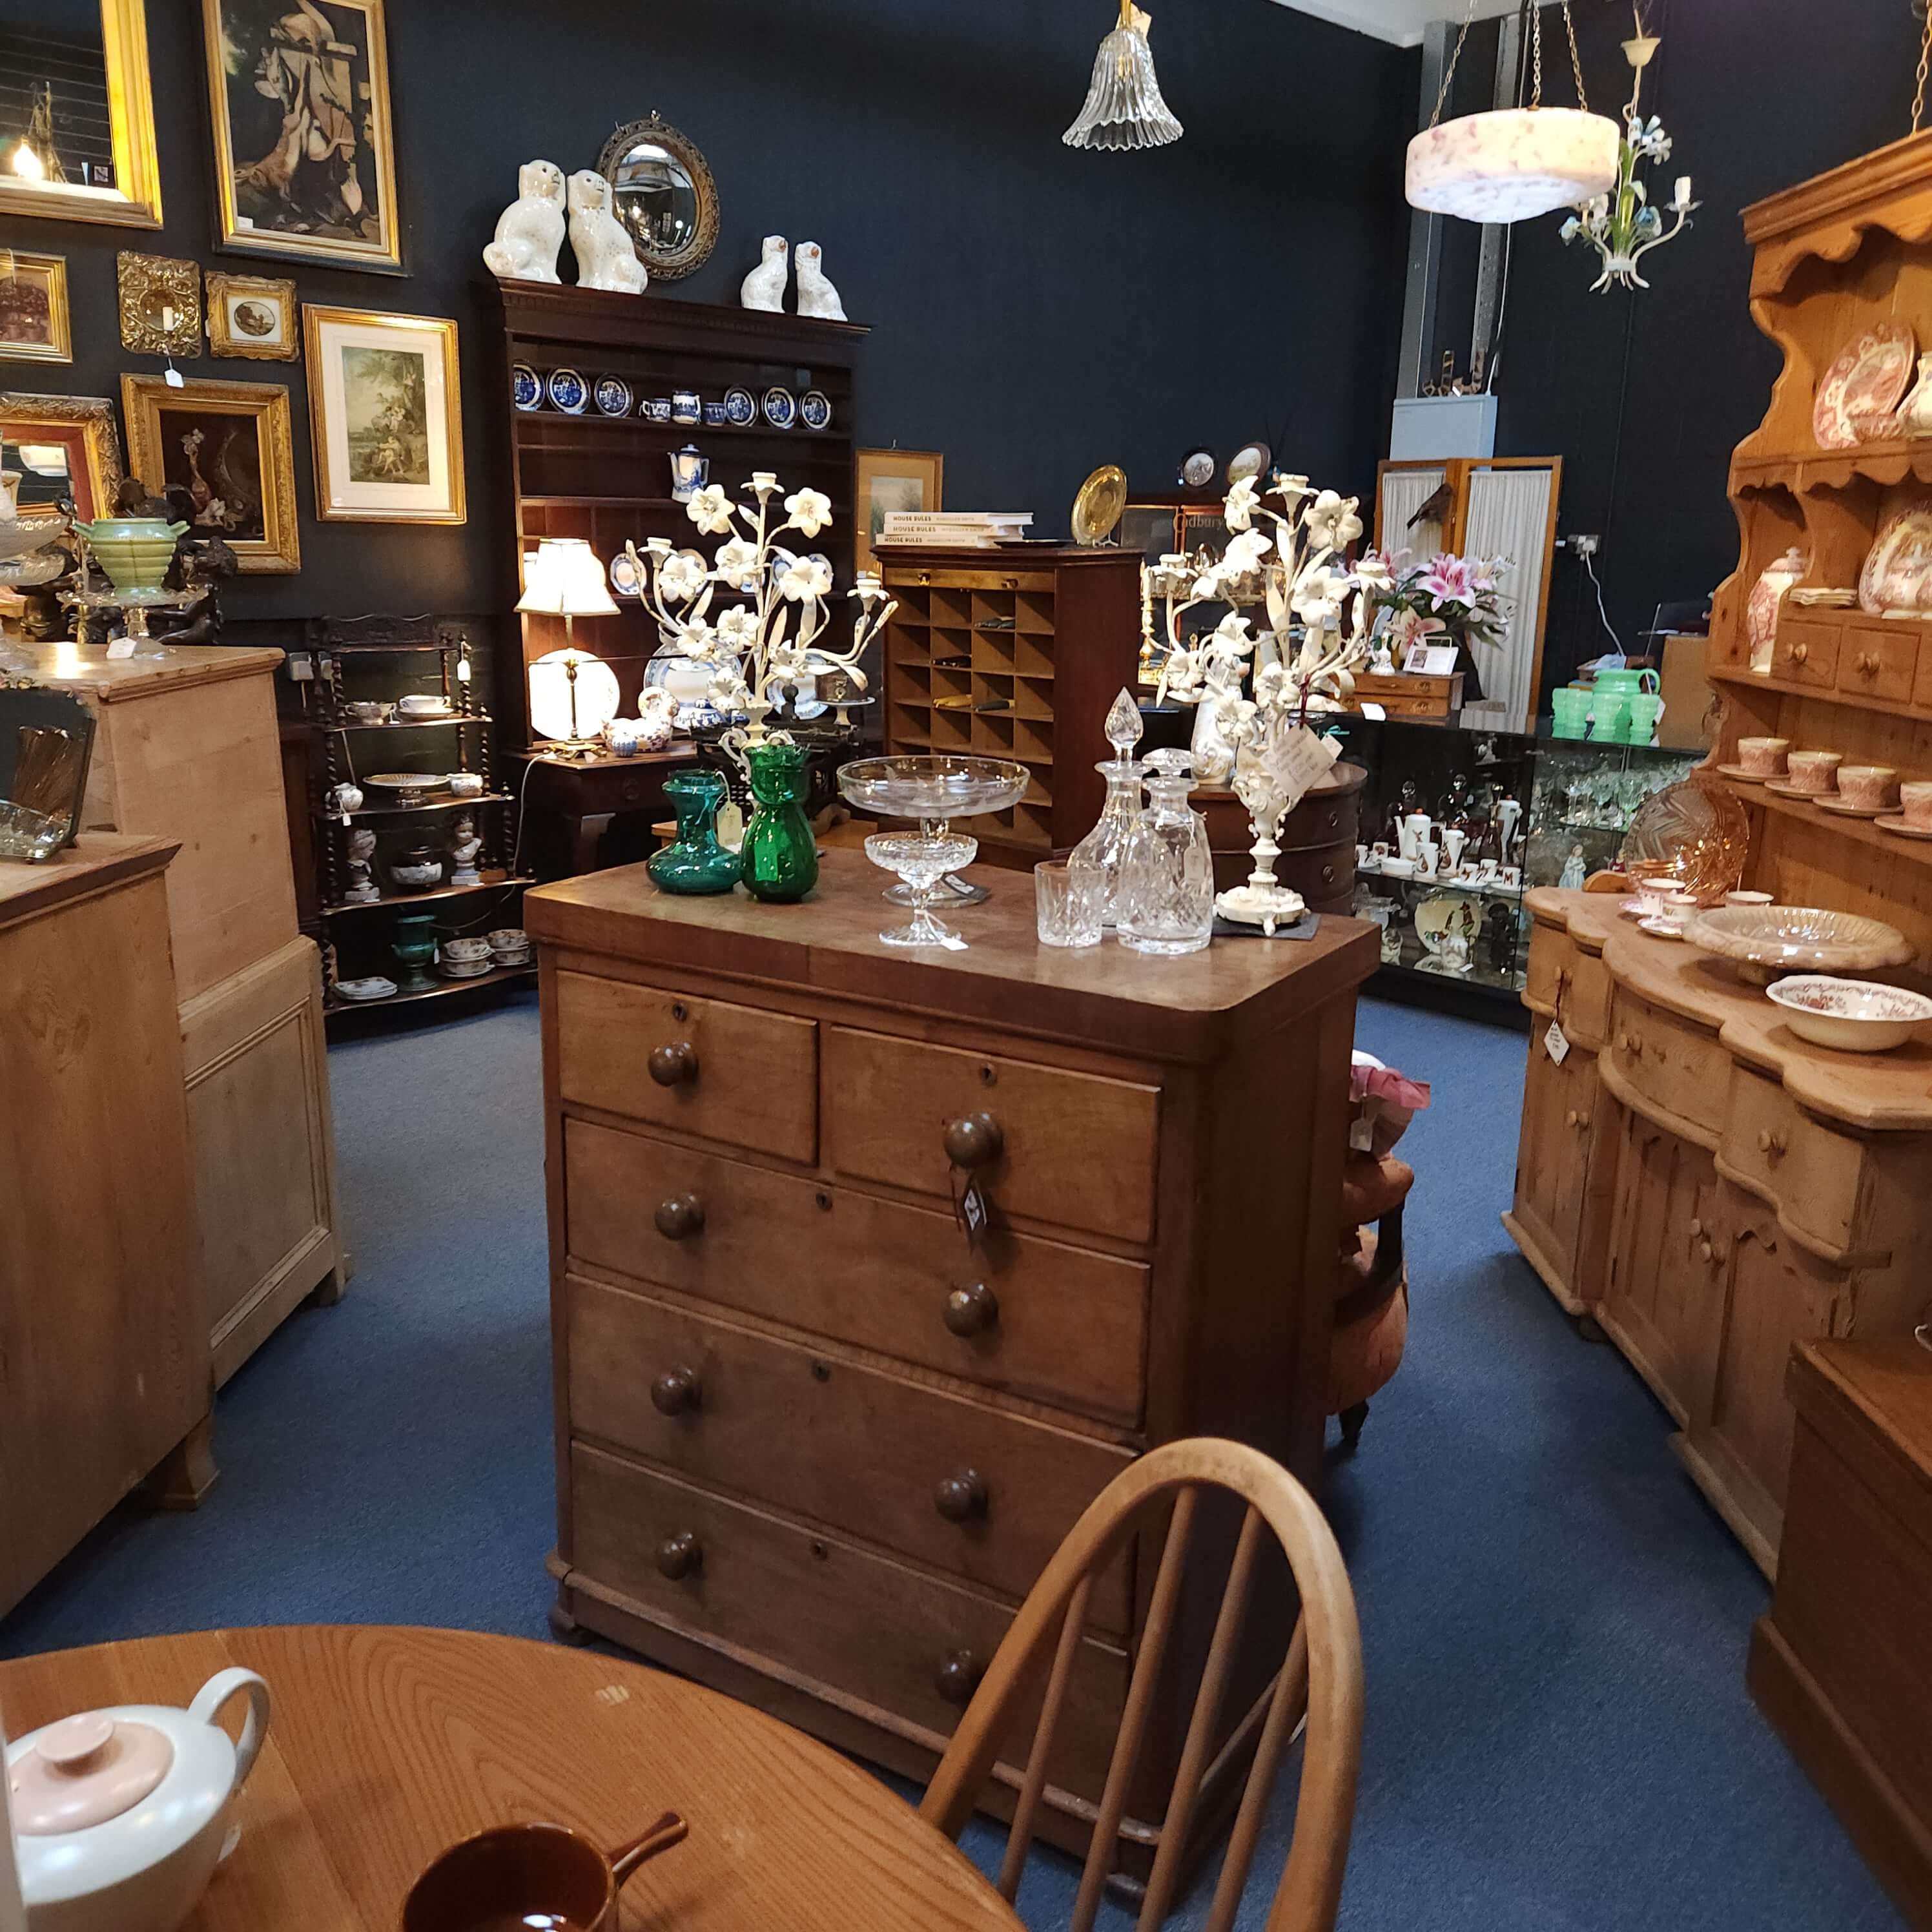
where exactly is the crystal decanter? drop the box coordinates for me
[1116,747,1215,956]
[1069,686,1148,927]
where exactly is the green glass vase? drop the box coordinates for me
[740,741,817,903]
[647,770,741,894]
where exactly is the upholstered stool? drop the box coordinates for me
[1330,1150,1412,1449]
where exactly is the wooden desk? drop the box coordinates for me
[1505,889,1932,1574]
[0,836,211,1615]
[1750,1340,1932,1928]
[0,1625,1020,1931]
[515,746,697,878]
[526,851,1375,1880]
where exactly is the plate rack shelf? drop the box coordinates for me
[486,278,868,746]
[876,545,1142,861]
[1709,131,1932,971]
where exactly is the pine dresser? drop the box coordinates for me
[526,850,1375,1882]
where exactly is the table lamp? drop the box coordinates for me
[519,539,619,757]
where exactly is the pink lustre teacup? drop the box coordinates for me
[1738,736,1789,776]
[1785,749,1841,795]
[1836,764,1897,809]
[1899,780,1932,829]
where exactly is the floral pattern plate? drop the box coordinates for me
[608,550,645,599]
[546,366,588,415]
[722,387,756,426]
[511,364,542,411]
[1814,323,1914,451]
[1858,504,1932,614]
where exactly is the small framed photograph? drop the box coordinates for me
[1403,642,1461,677]
[0,252,72,364]
[206,272,298,360]
[201,0,403,272]
[120,373,302,573]
[303,305,465,524]
[856,447,943,574]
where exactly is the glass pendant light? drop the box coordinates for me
[1064,1,1182,152]
[1405,0,1619,223]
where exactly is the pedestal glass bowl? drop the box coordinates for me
[838,755,1029,949]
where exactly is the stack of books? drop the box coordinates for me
[879,511,1033,548]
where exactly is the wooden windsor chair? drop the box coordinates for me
[921,1437,1363,1932]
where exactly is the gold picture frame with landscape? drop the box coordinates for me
[121,374,301,573]
[303,305,464,525]
[201,0,402,272]
[855,447,944,574]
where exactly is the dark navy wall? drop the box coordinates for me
[2,0,1415,626]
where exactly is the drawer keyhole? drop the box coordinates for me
[811,1360,832,1383]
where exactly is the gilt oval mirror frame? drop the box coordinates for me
[597,114,719,283]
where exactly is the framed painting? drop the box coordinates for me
[855,447,943,575]
[303,306,464,524]
[121,374,300,573]
[201,0,402,272]
[0,252,72,364]
[206,272,298,359]
[0,1,163,229]
[0,393,123,522]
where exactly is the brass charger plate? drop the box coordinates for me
[1071,465,1127,546]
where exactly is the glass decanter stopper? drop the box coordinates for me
[1070,686,1147,928]
[1116,747,1215,956]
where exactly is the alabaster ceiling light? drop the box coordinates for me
[1064,0,1182,152]
[1406,0,1619,221]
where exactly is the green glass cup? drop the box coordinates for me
[647,770,741,895]
[740,741,817,903]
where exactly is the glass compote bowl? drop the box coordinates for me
[838,755,1029,949]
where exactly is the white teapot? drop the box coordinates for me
[6,1670,269,1932]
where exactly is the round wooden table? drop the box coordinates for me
[0,1625,1022,1930]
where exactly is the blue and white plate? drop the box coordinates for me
[546,367,588,415]
[798,389,832,431]
[761,385,796,430]
[722,387,756,427]
[593,374,633,417]
[608,550,646,599]
[511,364,543,411]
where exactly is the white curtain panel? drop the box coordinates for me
[1464,464,1555,732]
[1377,466,1447,564]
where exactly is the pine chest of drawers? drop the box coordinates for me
[526,850,1375,1877]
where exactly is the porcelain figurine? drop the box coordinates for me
[566,170,647,293]
[1558,842,1588,890]
[741,235,789,312]
[6,1670,269,1932]
[449,815,483,887]
[329,782,363,816]
[344,827,379,903]
[482,159,566,283]
[636,687,677,751]
[794,241,847,320]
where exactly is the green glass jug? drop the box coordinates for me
[647,769,741,895]
[740,741,817,903]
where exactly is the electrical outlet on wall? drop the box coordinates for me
[1566,533,1601,557]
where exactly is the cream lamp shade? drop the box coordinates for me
[1406,107,1621,222]
[519,539,620,746]
[516,537,618,619]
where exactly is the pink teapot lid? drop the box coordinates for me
[8,1712,174,1833]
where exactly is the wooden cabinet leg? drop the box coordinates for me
[1339,1401,1369,1450]
[307,1264,347,1309]
[570,812,613,876]
[144,1415,218,1512]
[549,1591,593,1647]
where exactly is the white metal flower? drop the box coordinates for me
[685,484,736,537]
[714,537,761,589]
[784,488,834,539]
[715,605,759,649]
[778,553,833,602]
[1224,477,1260,531]
[655,549,710,603]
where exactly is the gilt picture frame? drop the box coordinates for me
[0,253,72,364]
[303,305,464,525]
[0,393,124,522]
[206,272,298,360]
[855,447,944,575]
[121,373,301,573]
[201,0,403,273]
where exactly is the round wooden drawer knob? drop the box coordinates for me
[1858,653,1880,677]
[651,1365,703,1415]
[1700,1239,1714,1262]
[1689,1218,1703,1237]
[934,1468,989,1523]
[653,1194,705,1240]
[943,1282,1000,1337]
[934,1649,982,1705]
[1758,1128,1786,1157]
[943,1112,1004,1169]
[649,1040,699,1087]
[1790,641,1808,664]
[657,1531,702,1580]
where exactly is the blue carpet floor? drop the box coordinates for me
[1,990,1898,1929]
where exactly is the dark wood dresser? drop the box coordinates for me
[526,853,1374,1880]
[1750,1339,1932,1927]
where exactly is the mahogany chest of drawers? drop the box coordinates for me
[527,850,1374,1878]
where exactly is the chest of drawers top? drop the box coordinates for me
[526,849,1376,1065]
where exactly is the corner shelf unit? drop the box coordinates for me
[484,279,868,746]
[875,544,1142,861]
[1708,131,1932,972]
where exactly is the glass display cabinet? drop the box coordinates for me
[1337,715,1700,998]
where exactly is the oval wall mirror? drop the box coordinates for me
[597,114,719,282]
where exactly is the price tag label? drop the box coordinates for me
[956,1178,989,1251]
[1259,724,1342,814]
[1349,1109,1375,1152]
[1545,1018,1570,1065]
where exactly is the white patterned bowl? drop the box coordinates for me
[1683,905,1915,984]
[1763,974,1932,1052]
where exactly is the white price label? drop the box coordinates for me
[1259,724,1342,814]
[1545,1018,1570,1065]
